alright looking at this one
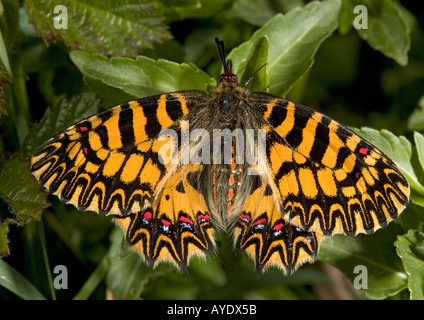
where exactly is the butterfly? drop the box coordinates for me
[30,38,410,274]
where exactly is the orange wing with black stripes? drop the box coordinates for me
[31,91,206,215]
[234,174,323,273]
[114,164,215,269]
[251,92,410,237]
[30,91,217,267]
[230,92,409,273]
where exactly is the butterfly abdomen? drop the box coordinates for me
[212,138,243,222]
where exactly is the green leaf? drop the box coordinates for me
[338,0,356,35]
[0,157,49,225]
[0,0,19,75]
[414,131,424,174]
[105,228,154,300]
[158,0,201,22]
[0,259,46,300]
[83,77,136,108]
[229,0,291,27]
[319,220,408,299]
[22,93,100,157]
[228,0,340,97]
[233,35,269,92]
[395,225,424,300]
[160,0,233,22]
[407,95,424,131]
[25,0,171,58]
[354,0,411,66]
[70,51,216,98]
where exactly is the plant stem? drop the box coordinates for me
[73,253,111,300]
[37,221,56,300]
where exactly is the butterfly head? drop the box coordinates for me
[213,38,245,116]
[215,37,238,85]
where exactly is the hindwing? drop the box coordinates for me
[234,174,323,274]
[114,164,215,269]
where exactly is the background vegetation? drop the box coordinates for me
[0,0,423,300]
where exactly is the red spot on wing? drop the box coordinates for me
[83,147,88,155]
[355,172,360,179]
[161,219,171,226]
[143,211,152,221]
[179,216,193,225]
[198,214,210,221]
[359,147,368,155]
[253,218,267,226]
[273,223,284,231]
[239,214,250,221]
[79,126,88,132]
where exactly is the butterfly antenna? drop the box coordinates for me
[242,63,267,89]
[215,37,227,73]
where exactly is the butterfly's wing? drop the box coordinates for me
[31,91,216,269]
[114,163,214,270]
[251,92,409,236]
[234,174,323,274]
[31,91,205,214]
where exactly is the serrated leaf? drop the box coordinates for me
[0,222,10,257]
[228,0,340,97]
[22,93,100,157]
[0,259,46,300]
[25,0,171,58]
[0,157,49,224]
[354,0,411,66]
[70,51,216,98]
[395,225,424,300]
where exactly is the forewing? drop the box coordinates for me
[30,91,209,216]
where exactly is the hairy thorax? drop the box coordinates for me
[211,81,247,118]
